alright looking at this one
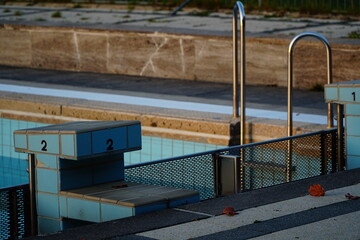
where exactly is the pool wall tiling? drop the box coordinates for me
[0,118,225,188]
[0,118,46,188]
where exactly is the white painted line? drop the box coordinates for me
[137,184,360,240]
[0,83,327,124]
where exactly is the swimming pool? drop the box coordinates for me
[0,117,226,188]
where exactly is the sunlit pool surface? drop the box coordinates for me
[0,118,225,188]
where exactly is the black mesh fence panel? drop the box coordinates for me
[0,185,31,240]
[125,129,338,200]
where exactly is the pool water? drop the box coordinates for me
[0,118,225,188]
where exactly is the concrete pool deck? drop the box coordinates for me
[0,4,359,89]
[27,167,360,240]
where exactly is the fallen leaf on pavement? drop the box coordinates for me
[308,184,325,197]
[222,206,238,216]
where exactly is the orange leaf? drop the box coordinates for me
[222,206,237,216]
[308,184,325,197]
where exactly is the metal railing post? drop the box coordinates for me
[171,0,192,16]
[232,1,246,146]
[337,104,345,171]
[28,153,38,236]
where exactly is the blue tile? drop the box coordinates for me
[346,104,360,116]
[100,203,132,222]
[172,140,185,156]
[38,216,62,235]
[324,87,338,101]
[128,124,142,149]
[68,198,100,223]
[194,142,206,153]
[347,155,360,170]
[61,134,75,157]
[168,195,200,208]
[19,120,29,129]
[92,127,127,154]
[37,168,59,194]
[184,142,195,155]
[347,136,360,156]
[134,202,167,215]
[76,132,92,157]
[346,116,360,136]
[37,154,58,169]
[60,166,92,190]
[339,87,360,103]
[150,138,162,161]
[3,145,13,157]
[28,135,59,154]
[161,140,173,159]
[205,144,220,151]
[59,196,68,218]
[37,192,59,218]
[93,160,124,184]
[14,134,27,150]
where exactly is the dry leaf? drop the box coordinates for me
[345,193,360,200]
[222,206,237,216]
[308,184,325,197]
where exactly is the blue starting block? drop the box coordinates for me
[325,80,360,169]
[14,121,199,234]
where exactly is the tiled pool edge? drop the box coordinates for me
[0,93,328,145]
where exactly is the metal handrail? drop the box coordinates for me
[287,32,334,182]
[232,1,246,145]
[287,32,334,137]
[171,0,192,16]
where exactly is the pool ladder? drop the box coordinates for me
[232,1,342,183]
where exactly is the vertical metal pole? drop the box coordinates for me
[171,0,192,15]
[320,132,327,175]
[213,153,220,197]
[234,155,241,193]
[326,45,334,128]
[28,153,37,236]
[232,1,246,146]
[232,10,239,119]
[337,104,345,171]
[287,34,294,182]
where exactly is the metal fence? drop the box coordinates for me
[125,128,338,200]
[0,128,338,237]
[0,184,31,240]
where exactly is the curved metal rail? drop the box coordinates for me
[233,1,246,145]
[288,32,334,137]
[286,32,334,182]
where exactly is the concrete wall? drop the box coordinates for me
[0,24,359,88]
